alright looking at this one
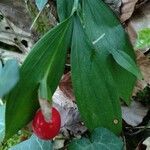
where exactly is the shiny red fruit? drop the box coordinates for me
[32,107,61,140]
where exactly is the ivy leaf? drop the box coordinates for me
[5,18,73,139]
[71,16,121,134]
[0,60,19,98]
[10,134,53,150]
[35,0,48,11]
[68,128,123,150]
[0,104,5,144]
[136,28,150,49]
[108,49,142,80]
[82,0,137,104]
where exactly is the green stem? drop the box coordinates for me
[71,0,79,15]
[38,80,52,122]
[38,78,52,101]
[30,9,43,30]
[0,98,3,105]
[38,57,53,101]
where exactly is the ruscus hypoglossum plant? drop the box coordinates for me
[4,0,141,141]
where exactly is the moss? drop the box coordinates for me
[0,129,31,150]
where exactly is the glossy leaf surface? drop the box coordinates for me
[57,0,74,21]
[71,16,121,134]
[82,0,137,104]
[5,18,72,139]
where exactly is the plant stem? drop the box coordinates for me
[30,9,43,30]
[71,0,79,15]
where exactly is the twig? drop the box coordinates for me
[30,9,43,30]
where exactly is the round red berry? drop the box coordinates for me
[32,107,61,140]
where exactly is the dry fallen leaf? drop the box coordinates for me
[53,88,87,135]
[122,101,149,126]
[136,0,149,8]
[143,137,150,150]
[0,1,31,32]
[135,139,148,150]
[59,72,75,100]
[120,0,139,22]
[126,21,137,46]
[0,48,25,63]
[133,51,150,95]
[125,2,150,95]
[0,12,33,53]
[126,2,150,52]
[104,0,122,14]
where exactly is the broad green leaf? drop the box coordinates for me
[108,49,142,79]
[0,104,5,143]
[68,128,123,150]
[57,0,74,21]
[0,60,19,98]
[35,0,48,11]
[82,0,137,104]
[136,28,150,49]
[10,134,53,150]
[5,18,73,139]
[71,16,122,134]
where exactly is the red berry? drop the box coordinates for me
[32,107,61,140]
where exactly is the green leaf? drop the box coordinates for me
[10,134,53,150]
[35,0,48,11]
[0,104,5,144]
[82,0,137,104]
[5,18,73,139]
[108,49,142,79]
[57,0,74,21]
[68,128,123,150]
[39,78,52,100]
[0,60,19,98]
[136,28,150,49]
[71,16,122,134]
